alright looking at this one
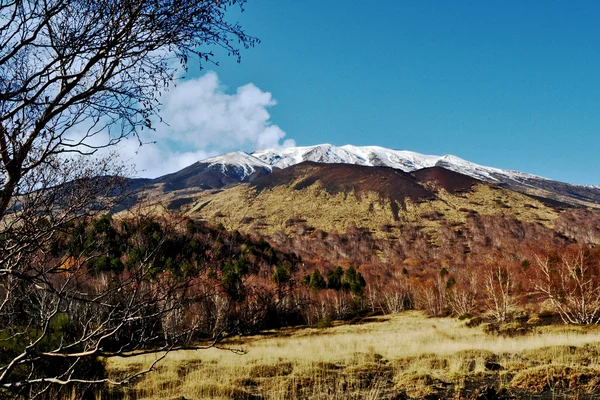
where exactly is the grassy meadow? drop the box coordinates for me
[101,312,600,399]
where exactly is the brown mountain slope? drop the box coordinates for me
[252,161,435,218]
[410,166,480,194]
[155,160,271,191]
[183,162,560,238]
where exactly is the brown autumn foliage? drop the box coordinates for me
[263,210,600,322]
[4,204,600,397]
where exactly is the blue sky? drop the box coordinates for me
[132,1,600,184]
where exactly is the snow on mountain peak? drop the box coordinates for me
[250,144,553,183]
[197,144,552,185]
[201,151,272,180]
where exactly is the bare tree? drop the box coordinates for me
[532,247,600,325]
[446,269,477,317]
[415,276,447,317]
[0,171,219,398]
[0,0,258,220]
[0,0,257,396]
[483,264,513,323]
[446,284,476,317]
[379,272,413,314]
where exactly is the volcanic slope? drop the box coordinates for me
[155,151,272,192]
[186,162,561,237]
[157,144,600,207]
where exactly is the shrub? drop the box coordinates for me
[526,316,543,326]
[498,322,526,337]
[394,371,448,398]
[511,365,600,392]
[248,362,294,378]
[457,313,473,321]
[316,317,333,329]
[481,323,498,335]
[465,316,484,328]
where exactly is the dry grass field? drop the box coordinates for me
[100,311,600,399]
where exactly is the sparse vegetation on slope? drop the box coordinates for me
[185,164,560,237]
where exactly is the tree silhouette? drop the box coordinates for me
[0,0,258,395]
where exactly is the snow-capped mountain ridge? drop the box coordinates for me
[576,184,600,190]
[154,144,600,206]
[248,144,546,184]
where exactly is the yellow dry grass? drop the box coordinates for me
[188,184,398,236]
[184,181,559,240]
[104,312,600,399]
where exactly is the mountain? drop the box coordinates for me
[251,161,437,219]
[252,144,599,206]
[253,144,540,181]
[184,161,567,236]
[122,158,600,269]
[147,144,600,207]
[155,151,273,191]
